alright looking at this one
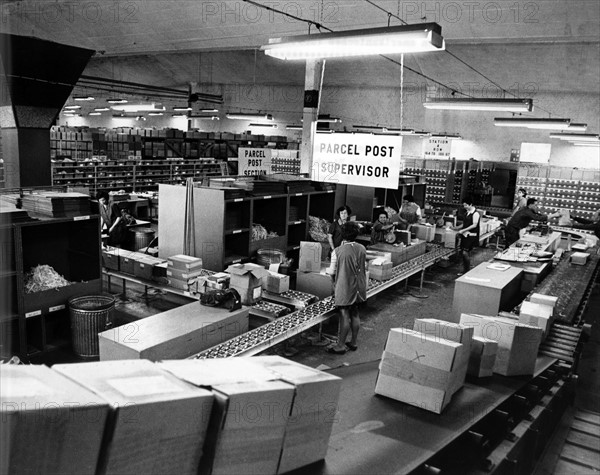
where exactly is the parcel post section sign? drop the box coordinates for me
[311,134,402,189]
[238,148,273,176]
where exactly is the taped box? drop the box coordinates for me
[102,247,121,271]
[570,252,590,266]
[467,336,498,378]
[529,293,558,308]
[226,263,270,305]
[518,301,555,340]
[167,254,203,271]
[413,318,474,395]
[264,271,290,294]
[134,256,167,280]
[54,360,213,475]
[368,257,393,281]
[459,314,543,376]
[159,359,294,475]
[375,328,466,414]
[412,224,436,242]
[298,241,324,272]
[0,364,109,475]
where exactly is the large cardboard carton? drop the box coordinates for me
[368,241,426,266]
[226,263,270,305]
[570,252,589,265]
[434,228,458,248]
[529,293,558,308]
[368,258,393,281]
[102,247,121,271]
[134,255,167,280]
[413,318,474,395]
[459,314,543,376]
[53,360,213,475]
[412,224,436,242]
[99,301,248,360]
[518,301,555,339]
[248,356,342,474]
[298,241,323,272]
[263,271,290,294]
[467,336,499,378]
[159,359,294,475]
[167,254,203,271]
[375,328,465,414]
[166,266,206,281]
[0,365,109,475]
[296,265,333,299]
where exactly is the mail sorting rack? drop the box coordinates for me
[192,244,457,358]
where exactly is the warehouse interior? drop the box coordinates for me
[1,1,600,474]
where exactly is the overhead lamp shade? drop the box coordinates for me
[249,123,277,128]
[549,133,599,142]
[494,117,571,130]
[424,98,533,112]
[226,112,273,120]
[262,23,445,60]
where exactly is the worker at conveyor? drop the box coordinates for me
[505,198,561,247]
[570,209,600,239]
[328,205,352,250]
[393,194,422,230]
[370,210,395,244]
[454,197,480,274]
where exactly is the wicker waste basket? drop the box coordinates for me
[68,295,115,358]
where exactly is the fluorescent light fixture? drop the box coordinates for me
[64,105,81,110]
[572,142,600,147]
[286,124,303,130]
[107,98,128,104]
[431,133,462,140]
[190,115,220,120]
[173,106,193,111]
[198,108,219,113]
[549,133,599,142]
[88,112,101,116]
[94,107,110,112]
[73,95,95,101]
[172,114,188,118]
[316,129,334,133]
[424,98,533,112]
[262,23,445,60]
[226,112,273,120]
[353,125,384,131]
[384,128,416,135]
[111,103,166,113]
[494,118,571,130]
[249,123,278,128]
[148,112,164,116]
[413,131,432,137]
[566,123,587,132]
[317,115,342,123]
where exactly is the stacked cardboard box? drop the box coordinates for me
[226,262,269,304]
[467,336,499,378]
[134,255,167,280]
[298,241,324,272]
[434,228,458,248]
[368,241,426,266]
[518,300,555,340]
[412,224,436,242]
[570,252,590,265]
[167,254,204,290]
[102,246,121,271]
[459,314,543,376]
[0,365,109,475]
[368,257,393,281]
[54,360,213,475]
[263,271,290,294]
[413,318,474,394]
[375,328,467,414]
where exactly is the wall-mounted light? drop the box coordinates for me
[424,98,533,112]
[494,118,571,130]
[226,112,274,120]
[262,23,445,60]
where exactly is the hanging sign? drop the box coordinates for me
[423,137,452,159]
[237,148,273,176]
[311,134,403,189]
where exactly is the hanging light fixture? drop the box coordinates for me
[88,112,101,116]
[173,106,193,111]
[249,123,278,128]
[383,128,417,135]
[107,98,128,104]
[262,23,445,60]
[431,133,462,140]
[64,105,81,110]
[494,117,571,130]
[94,107,110,112]
[424,98,533,112]
[226,112,273,120]
[73,95,95,101]
[190,115,220,120]
[111,103,166,113]
[549,133,599,142]
[286,125,303,130]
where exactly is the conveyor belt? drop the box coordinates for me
[192,244,457,358]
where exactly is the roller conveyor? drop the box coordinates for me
[192,244,457,358]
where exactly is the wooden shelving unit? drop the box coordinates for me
[159,183,336,272]
[0,215,102,359]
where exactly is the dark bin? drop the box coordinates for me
[68,295,115,358]
[130,228,155,251]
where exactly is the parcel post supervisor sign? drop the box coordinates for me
[311,134,403,189]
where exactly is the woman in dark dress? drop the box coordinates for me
[328,205,352,250]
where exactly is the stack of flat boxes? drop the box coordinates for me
[167,254,204,291]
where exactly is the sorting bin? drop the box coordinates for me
[68,295,115,358]
[130,228,156,251]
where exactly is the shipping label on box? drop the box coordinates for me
[226,263,270,301]
[298,241,323,272]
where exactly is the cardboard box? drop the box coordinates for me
[248,356,343,474]
[54,360,213,475]
[366,249,393,263]
[368,241,426,266]
[159,359,294,475]
[134,256,167,280]
[296,265,333,299]
[413,318,474,394]
[375,328,465,414]
[368,258,393,281]
[467,336,498,378]
[99,301,248,360]
[231,283,263,305]
[0,365,109,475]
[434,228,458,248]
[570,252,589,265]
[167,277,195,290]
[519,301,554,339]
[166,266,206,281]
[459,314,543,376]
[226,263,269,304]
[264,271,290,294]
[412,224,436,242]
[118,250,137,274]
[102,247,121,271]
[167,254,203,271]
[298,241,324,272]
